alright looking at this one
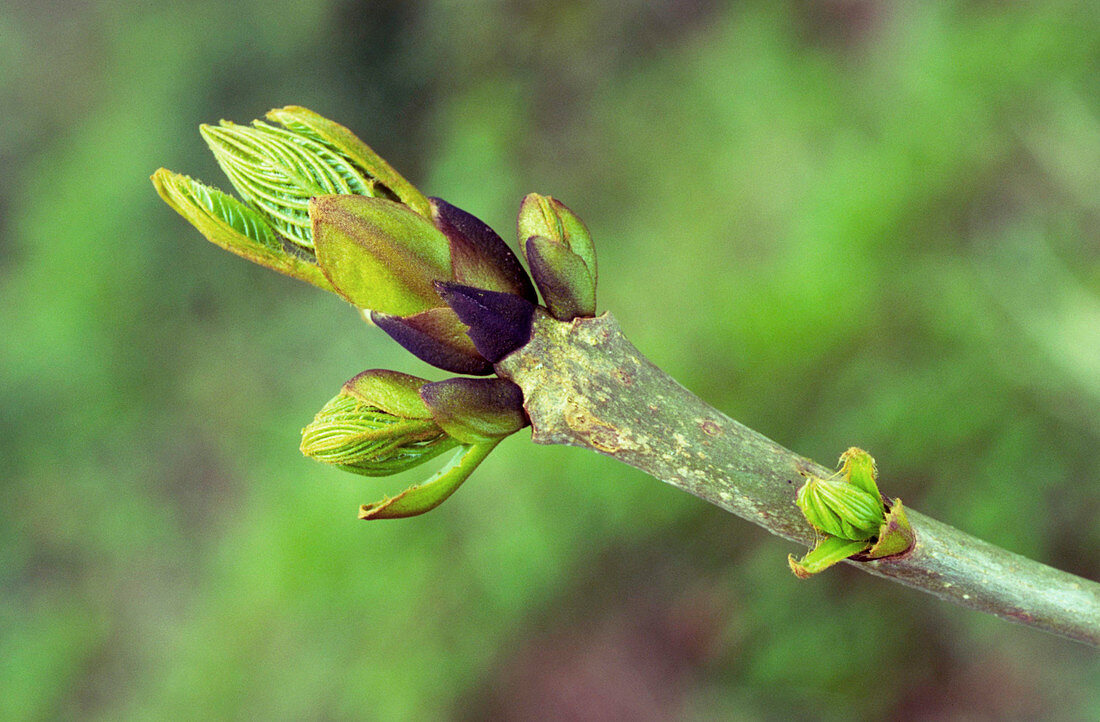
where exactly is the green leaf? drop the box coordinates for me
[310,195,453,315]
[789,536,871,578]
[151,168,335,292]
[359,440,499,519]
[266,105,432,219]
[200,120,375,249]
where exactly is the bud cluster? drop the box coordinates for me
[154,106,603,519]
[789,447,916,578]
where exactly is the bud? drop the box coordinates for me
[300,370,456,477]
[517,194,597,320]
[366,199,538,373]
[796,476,885,541]
[310,195,453,316]
[524,235,596,321]
[420,377,527,444]
[151,168,335,292]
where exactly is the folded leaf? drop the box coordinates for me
[151,168,334,292]
[789,536,871,579]
[266,105,432,218]
[359,440,498,519]
[201,120,376,249]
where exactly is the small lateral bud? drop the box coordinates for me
[516,194,597,321]
[300,370,457,477]
[525,235,597,321]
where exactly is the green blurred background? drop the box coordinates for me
[3,1,1100,718]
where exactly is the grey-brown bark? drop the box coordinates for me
[496,310,1100,647]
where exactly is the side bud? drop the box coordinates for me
[300,370,456,477]
[517,194,597,320]
[420,377,527,445]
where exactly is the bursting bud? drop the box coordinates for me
[300,370,457,477]
[789,447,916,578]
[517,194,597,320]
[363,199,538,375]
[153,106,430,291]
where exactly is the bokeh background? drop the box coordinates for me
[4,1,1100,719]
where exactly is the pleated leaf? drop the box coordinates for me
[151,168,334,291]
[200,120,375,249]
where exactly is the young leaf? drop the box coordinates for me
[789,536,872,578]
[200,120,375,249]
[266,105,433,218]
[359,440,499,519]
[151,168,334,292]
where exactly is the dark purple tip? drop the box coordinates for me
[371,307,493,376]
[434,281,536,363]
[430,198,537,303]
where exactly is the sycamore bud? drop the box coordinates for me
[517,194,597,320]
[789,448,916,577]
[300,370,456,477]
[796,476,885,541]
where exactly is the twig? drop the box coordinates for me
[496,310,1100,647]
